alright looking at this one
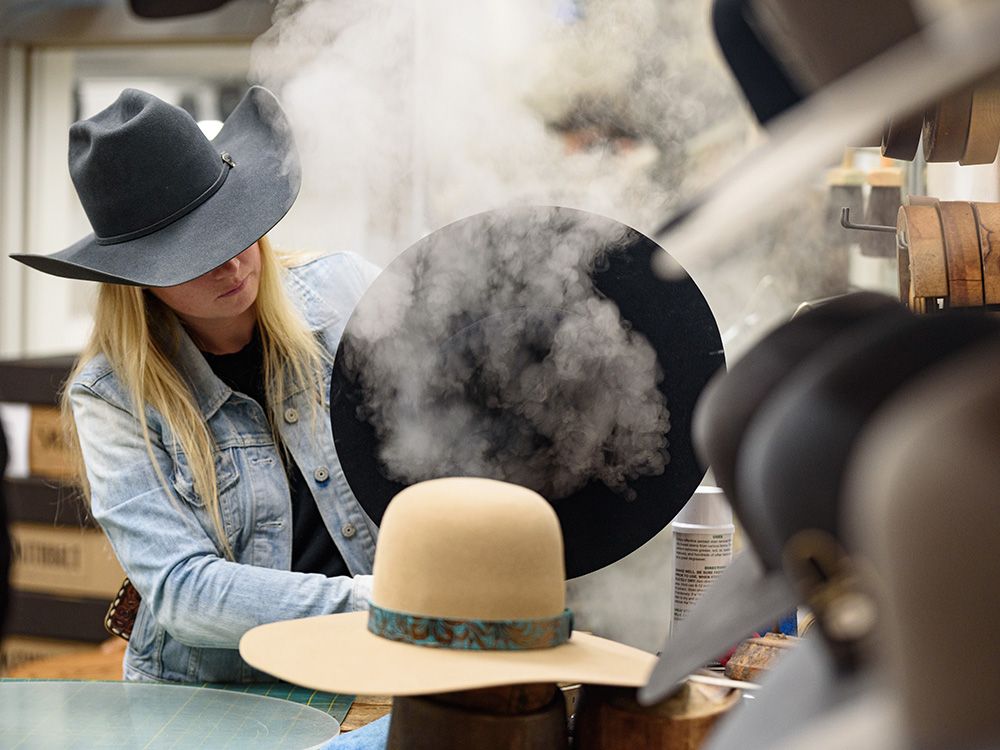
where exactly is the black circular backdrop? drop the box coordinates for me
[330,206,725,578]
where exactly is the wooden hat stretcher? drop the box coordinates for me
[843,199,1000,313]
[884,74,1000,165]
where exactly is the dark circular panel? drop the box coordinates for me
[330,206,724,578]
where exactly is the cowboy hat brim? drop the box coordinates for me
[766,685,902,750]
[638,550,798,704]
[693,292,906,545]
[239,611,657,696]
[642,298,909,706]
[738,311,1000,564]
[10,86,300,287]
[329,206,725,579]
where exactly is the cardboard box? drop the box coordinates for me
[9,522,125,599]
[0,635,96,676]
[28,405,75,480]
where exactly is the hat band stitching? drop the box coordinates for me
[94,154,234,246]
[367,603,574,651]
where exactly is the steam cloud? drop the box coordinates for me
[344,208,670,500]
[251,0,747,267]
[249,0,877,649]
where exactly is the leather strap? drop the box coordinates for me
[937,201,985,307]
[897,204,948,313]
[94,153,234,246]
[923,90,975,162]
[972,202,1000,304]
[960,85,1000,165]
[105,577,141,641]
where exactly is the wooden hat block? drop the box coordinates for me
[387,683,568,750]
[575,682,741,750]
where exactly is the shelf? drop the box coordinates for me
[0,356,77,406]
[4,477,93,528]
[6,590,110,643]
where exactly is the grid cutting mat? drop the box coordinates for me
[0,681,343,749]
[200,681,355,724]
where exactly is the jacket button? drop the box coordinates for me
[341,523,356,538]
[313,466,330,483]
[284,408,299,424]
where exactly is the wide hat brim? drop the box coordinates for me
[638,550,798,704]
[240,611,657,696]
[329,206,725,579]
[737,311,1000,564]
[768,685,902,750]
[694,292,906,533]
[11,86,300,287]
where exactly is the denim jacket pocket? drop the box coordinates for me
[170,449,240,509]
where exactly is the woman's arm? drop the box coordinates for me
[71,381,371,650]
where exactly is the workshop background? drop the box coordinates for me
[0,0,996,673]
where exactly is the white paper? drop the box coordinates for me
[0,402,31,479]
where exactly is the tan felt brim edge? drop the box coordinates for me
[240,612,657,697]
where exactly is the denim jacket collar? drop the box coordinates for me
[167,263,343,422]
[285,263,342,334]
[169,317,233,421]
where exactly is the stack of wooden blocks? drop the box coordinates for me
[0,357,125,674]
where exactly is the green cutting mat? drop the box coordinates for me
[201,682,355,724]
[1,679,354,724]
[0,681,343,749]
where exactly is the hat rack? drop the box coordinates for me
[883,75,1000,164]
[842,201,1000,314]
[840,207,895,235]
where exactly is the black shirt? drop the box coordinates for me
[202,328,349,578]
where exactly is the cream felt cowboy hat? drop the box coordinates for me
[239,477,656,696]
[10,85,299,287]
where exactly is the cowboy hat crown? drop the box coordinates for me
[10,85,299,287]
[70,88,234,247]
[372,477,567,622]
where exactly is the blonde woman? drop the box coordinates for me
[11,86,380,682]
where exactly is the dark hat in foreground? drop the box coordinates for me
[329,206,725,579]
[640,292,905,704]
[739,311,1000,581]
[11,85,300,287]
[732,338,1000,750]
[840,339,1000,750]
[671,316,1000,748]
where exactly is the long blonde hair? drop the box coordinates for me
[61,236,327,559]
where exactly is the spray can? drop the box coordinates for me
[672,486,735,626]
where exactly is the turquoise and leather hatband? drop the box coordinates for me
[367,603,574,651]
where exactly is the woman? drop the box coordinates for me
[11,86,380,683]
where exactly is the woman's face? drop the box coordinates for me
[149,242,261,326]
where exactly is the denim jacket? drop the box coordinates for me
[69,253,381,683]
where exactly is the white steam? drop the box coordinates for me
[343,208,669,500]
[250,0,746,266]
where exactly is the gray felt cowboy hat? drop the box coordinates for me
[750,339,1000,750]
[10,85,299,287]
